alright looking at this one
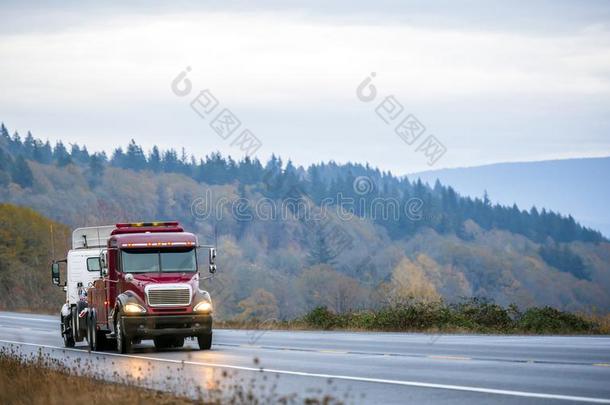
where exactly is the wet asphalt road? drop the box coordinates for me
[1,311,609,404]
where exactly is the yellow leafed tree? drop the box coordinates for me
[236,288,280,321]
[388,257,441,304]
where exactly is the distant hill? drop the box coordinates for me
[411,157,610,237]
[1,122,609,315]
[0,204,69,312]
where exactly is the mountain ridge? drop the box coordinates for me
[410,156,610,237]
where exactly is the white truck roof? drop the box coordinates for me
[72,225,115,249]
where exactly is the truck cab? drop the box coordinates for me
[66,249,104,303]
[52,221,216,353]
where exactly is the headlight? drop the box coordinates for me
[194,301,213,313]
[123,303,147,314]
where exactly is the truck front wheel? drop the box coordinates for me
[197,333,212,350]
[116,312,133,354]
[61,314,75,348]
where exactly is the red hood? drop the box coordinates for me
[131,272,196,284]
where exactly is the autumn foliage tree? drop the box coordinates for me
[0,204,69,311]
[382,256,441,305]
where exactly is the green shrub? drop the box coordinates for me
[518,306,598,334]
[302,306,338,330]
[299,299,601,334]
[451,298,516,331]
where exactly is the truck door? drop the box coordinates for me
[67,251,102,304]
[67,252,85,304]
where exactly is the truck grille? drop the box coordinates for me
[147,287,191,307]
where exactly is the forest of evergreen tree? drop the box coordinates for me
[0,122,605,246]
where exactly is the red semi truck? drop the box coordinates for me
[51,221,216,353]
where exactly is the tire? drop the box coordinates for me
[71,306,81,342]
[172,337,185,348]
[116,312,133,354]
[153,337,171,350]
[197,333,212,350]
[96,330,109,351]
[87,310,98,351]
[62,314,75,348]
[75,302,88,342]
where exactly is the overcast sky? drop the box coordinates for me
[1,1,609,174]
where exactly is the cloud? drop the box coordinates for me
[2,11,609,103]
[0,4,609,173]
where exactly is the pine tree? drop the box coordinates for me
[53,141,72,166]
[9,131,22,155]
[88,153,105,188]
[111,147,126,168]
[307,166,326,203]
[11,155,34,188]
[149,146,162,173]
[126,139,147,171]
[0,123,10,148]
[70,143,90,164]
[23,131,36,158]
[162,149,179,173]
[0,148,12,186]
[39,141,53,164]
[307,227,335,265]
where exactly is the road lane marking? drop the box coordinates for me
[217,343,609,367]
[4,314,610,366]
[1,339,609,404]
[319,349,348,354]
[2,320,608,368]
[0,315,57,323]
[428,355,471,361]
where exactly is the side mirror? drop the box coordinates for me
[209,248,216,265]
[51,262,60,286]
[100,250,108,277]
[208,248,217,274]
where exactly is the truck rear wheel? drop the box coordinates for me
[97,330,109,350]
[61,314,75,348]
[87,310,98,351]
[116,312,133,354]
[197,333,212,350]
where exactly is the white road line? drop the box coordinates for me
[1,339,609,404]
[0,315,57,323]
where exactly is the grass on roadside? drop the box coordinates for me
[219,299,610,335]
[0,347,345,405]
[0,347,195,405]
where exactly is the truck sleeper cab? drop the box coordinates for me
[52,222,217,354]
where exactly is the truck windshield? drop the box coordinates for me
[121,248,197,273]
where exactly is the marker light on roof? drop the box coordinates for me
[115,221,179,228]
[122,241,194,248]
